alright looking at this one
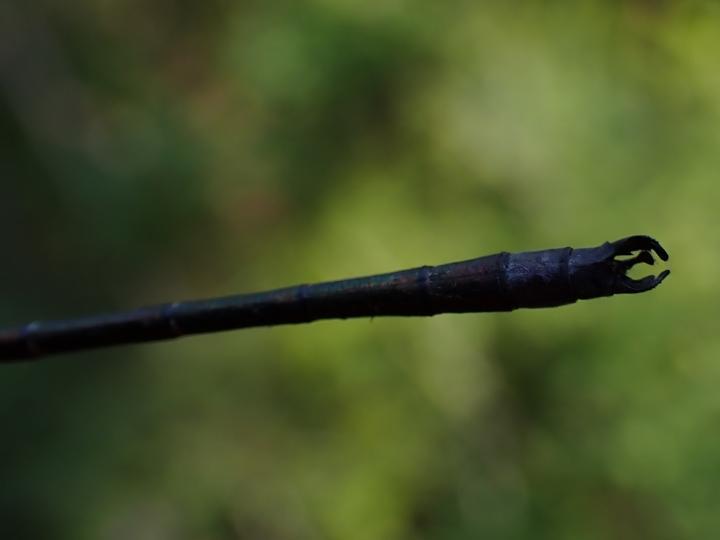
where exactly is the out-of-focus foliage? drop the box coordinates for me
[0,1,717,538]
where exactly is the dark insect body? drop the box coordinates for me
[0,235,669,362]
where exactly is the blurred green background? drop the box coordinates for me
[0,1,718,538]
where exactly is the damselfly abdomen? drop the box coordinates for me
[0,235,669,362]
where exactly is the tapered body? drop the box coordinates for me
[0,236,669,362]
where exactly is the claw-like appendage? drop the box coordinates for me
[569,235,670,299]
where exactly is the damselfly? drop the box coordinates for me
[0,235,669,362]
